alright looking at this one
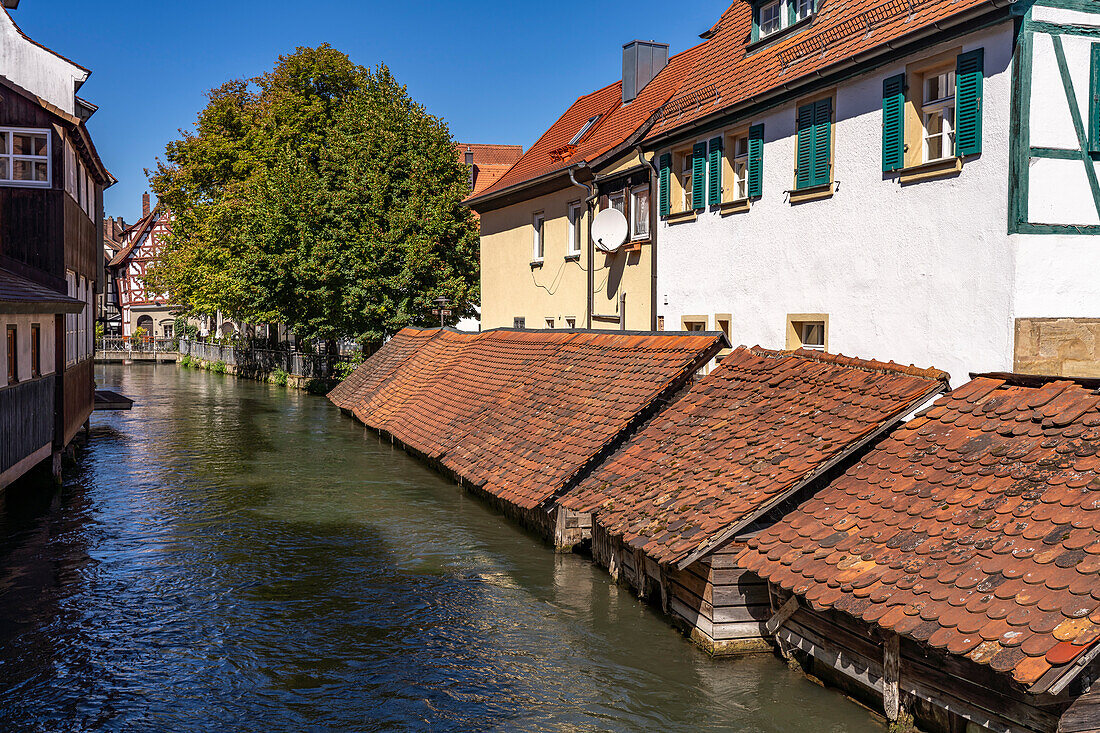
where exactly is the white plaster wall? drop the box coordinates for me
[656,25,1015,386]
[1015,11,1100,319]
[0,313,56,388]
[0,8,85,115]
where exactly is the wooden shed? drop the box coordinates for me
[740,374,1100,733]
[561,347,949,654]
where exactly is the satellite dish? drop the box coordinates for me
[592,208,629,253]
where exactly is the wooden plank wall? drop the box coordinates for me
[0,376,54,474]
[62,357,93,446]
[0,188,65,287]
[63,194,97,281]
[770,585,1066,733]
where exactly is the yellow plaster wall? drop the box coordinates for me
[479,186,654,331]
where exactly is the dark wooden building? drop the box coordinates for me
[0,2,113,490]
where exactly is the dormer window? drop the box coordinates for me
[753,0,818,42]
[569,115,601,145]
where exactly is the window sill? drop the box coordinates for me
[788,182,834,204]
[664,210,697,224]
[719,198,751,215]
[626,237,650,250]
[530,259,544,268]
[898,157,962,184]
[564,253,581,262]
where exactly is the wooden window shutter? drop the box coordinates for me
[796,102,816,190]
[748,123,764,198]
[811,98,832,186]
[955,48,984,157]
[881,74,906,172]
[658,153,671,217]
[708,137,723,206]
[1090,43,1100,153]
[692,142,707,209]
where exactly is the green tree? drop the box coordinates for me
[149,45,479,348]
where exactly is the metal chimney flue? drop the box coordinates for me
[622,40,668,104]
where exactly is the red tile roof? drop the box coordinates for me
[644,0,999,143]
[471,42,708,202]
[740,376,1100,692]
[456,143,524,167]
[329,327,725,510]
[561,347,949,567]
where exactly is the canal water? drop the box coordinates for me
[0,364,882,732]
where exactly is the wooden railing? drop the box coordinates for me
[0,375,54,474]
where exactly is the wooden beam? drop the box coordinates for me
[883,633,901,722]
[766,594,799,635]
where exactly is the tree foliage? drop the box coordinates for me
[149,45,479,346]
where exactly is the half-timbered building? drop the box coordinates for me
[106,194,176,339]
[0,1,113,489]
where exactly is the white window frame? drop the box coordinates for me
[630,184,649,240]
[532,213,545,262]
[793,0,815,22]
[731,134,750,201]
[758,0,783,37]
[567,202,583,257]
[680,154,692,212]
[921,69,956,163]
[800,322,826,351]
[0,127,51,188]
[545,318,555,329]
[565,317,576,329]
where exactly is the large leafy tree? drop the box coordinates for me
[149,45,479,347]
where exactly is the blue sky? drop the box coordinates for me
[17,1,719,223]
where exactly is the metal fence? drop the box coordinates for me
[178,339,355,381]
[97,337,178,353]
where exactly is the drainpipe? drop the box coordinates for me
[568,164,599,329]
[637,146,659,331]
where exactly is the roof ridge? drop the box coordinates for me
[745,345,950,382]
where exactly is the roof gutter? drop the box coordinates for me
[644,0,1013,149]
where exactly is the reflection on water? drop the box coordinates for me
[0,364,882,732]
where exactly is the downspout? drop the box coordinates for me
[637,146,659,331]
[568,164,599,329]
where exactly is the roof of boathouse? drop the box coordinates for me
[560,347,949,568]
[740,375,1100,692]
[328,327,727,510]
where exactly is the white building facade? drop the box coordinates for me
[649,0,1100,385]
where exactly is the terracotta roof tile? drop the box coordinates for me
[329,327,724,510]
[473,42,708,201]
[741,377,1100,692]
[562,347,947,567]
[644,0,997,143]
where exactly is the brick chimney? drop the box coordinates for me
[142,192,150,218]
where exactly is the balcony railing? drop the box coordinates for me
[96,337,178,353]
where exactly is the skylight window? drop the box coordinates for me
[569,115,601,145]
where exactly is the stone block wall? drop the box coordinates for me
[1014,318,1100,378]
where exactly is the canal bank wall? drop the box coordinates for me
[330,326,1100,733]
[178,339,356,392]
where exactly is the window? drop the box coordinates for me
[65,271,76,366]
[680,153,693,212]
[759,0,782,36]
[921,69,955,162]
[731,134,750,200]
[163,323,174,339]
[682,317,707,332]
[570,115,601,145]
[532,213,545,262]
[31,323,40,377]
[567,202,583,257]
[793,0,815,22]
[795,98,833,190]
[800,322,825,350]
[1091,44,1100,154]
[657,316,665,331]
[609,191,625,216]
[513,317,526,329]
[715,315,731,342]
[545,318,555,329]
[565,317,576,329]
[0,128,50,187]
[630,185,649,239]
[787,315,828,351]
[6,326,16,384]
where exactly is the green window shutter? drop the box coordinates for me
[658,153,671,217]
[708,137,723,206]
[811,98,832,186]
[955,48,984,157]
[1090,43,1100,154]
[796,102,816,190]
[748,123,764,198]
[882,74,906,172]
[692,141,707,210]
